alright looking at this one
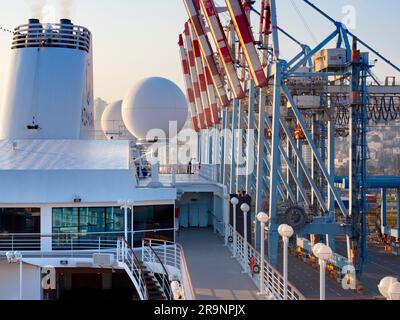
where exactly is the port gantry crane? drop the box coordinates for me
[179,0,400,276]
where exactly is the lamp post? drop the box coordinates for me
[241,203,250,273]
[118,200,134,244]
[313,243,333,300]
[223,193,230,246]
[378,276,400,300]
[230,197,239,258]
[278,224,294,300]
[257,212,269,295]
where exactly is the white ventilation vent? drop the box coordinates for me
[93,253,115,266]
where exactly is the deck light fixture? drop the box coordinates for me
[257,212,269,295]
[313,243,333,300]
[278,224,294,300]
[240,203,250,273]
[230,197,239,258]
[378,276,398,299]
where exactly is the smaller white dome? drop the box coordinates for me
[101,100,135,141]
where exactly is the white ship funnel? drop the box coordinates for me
[0,18,94,140]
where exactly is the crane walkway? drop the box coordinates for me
[177,228,265,300]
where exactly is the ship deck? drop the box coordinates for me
[177,228,264,300]
[138,174,216,187]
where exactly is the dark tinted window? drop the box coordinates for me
[0,208,40,234]
[134,205,174,231]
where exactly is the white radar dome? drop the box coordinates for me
[101,100,135,141]
[122,77,189,140]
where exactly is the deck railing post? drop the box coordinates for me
[174,245,177,268]
[142,239,144,260]
[117,239,120,261]
[71,237,73,258]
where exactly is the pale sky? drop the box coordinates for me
[0,0,399,104]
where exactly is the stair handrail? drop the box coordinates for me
[117,237,149,300]
[142,238,196,300]
[143,239,173,300]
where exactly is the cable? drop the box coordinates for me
[289,0,318,45]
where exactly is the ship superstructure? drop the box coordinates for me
[0,19,193,301]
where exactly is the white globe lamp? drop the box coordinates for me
[278,224,294,239]
[240,203,250,213]
[378,277,398,299]
[312,243,324,257]
[316,244,333,261]
[230,197,239,206]
[257,212,269,224]
[388,281,400,300]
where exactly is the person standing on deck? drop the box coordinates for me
[187,159,193,174]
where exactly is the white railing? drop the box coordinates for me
[0,232,192,300]
[117,238,148,300]
[159,165,196,175]
[0,229,176,257]
[12,22,91,52]
[226,225,305,300]
[213,216,226,237]
[141,238,196,300]
[199,164,220,182]
[0,232,122,257]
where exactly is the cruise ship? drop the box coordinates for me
[0,0,399,302]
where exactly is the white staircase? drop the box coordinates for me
[117,238,195,300]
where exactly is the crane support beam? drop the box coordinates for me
[178,34,200,132]
[184,22,207,129]
[200,0,245,99]
[283,83,349,217]
[204,61,221,125]
[303,0,400,73]
[189,23,213,127]
[183,0,230,106]
[280,119,327,213]
[225,0,268,87]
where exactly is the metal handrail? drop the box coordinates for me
[0,231,126,238]
[0,230,178,254]
[143,239,173,300]
[227,225,305,300]
[132,228,176,235]
[0,232,126,258]
[117,238,149,300]
[199,164,220,181]
[142,238,196,300]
